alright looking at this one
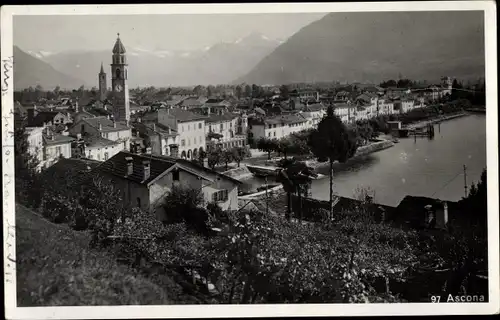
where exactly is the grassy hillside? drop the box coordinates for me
[15,204,173,306]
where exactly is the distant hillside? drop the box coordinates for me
[13,46,87,91]
[236,11,485,85]
[37,32,283,87]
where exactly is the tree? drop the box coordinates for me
[277,137,293,159]
[256,137,278,160]
[162,184,207,232]
[244,85,252,98]
[207,85,214,98]
[308,106,358,220]
[235,86,242,100]
[231,146,251,167]
[277,158,317,221]
[221,149,234,171]
[15,124,41,206]
[206,145,222,170]
[279,85,290,99]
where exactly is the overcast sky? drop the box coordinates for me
[14,13,327,52]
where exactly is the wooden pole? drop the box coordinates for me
[463,165,468,197]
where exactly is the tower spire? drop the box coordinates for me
[100,62,105,74]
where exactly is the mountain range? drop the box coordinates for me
[13,45,87,90]
[17,32,283,89]
[236,11,485,85]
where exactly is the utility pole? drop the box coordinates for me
[463,164,468,197]
[265,174,269,215]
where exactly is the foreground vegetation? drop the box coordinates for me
[14,102,488,304]
[16,204,171,306]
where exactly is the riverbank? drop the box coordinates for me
[404,112,469,130]
[305,139,395,170]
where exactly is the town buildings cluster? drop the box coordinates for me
[14,34,455,219]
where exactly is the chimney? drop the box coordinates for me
[125,157,133,176]
[75,100,79,113]
[98,121,102,131]
[152,123,156,131]
[113,120,116,128]
[142,160,151,180]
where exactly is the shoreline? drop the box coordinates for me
[404,112,469,130]
[305,139,395,171]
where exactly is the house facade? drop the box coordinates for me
[205,113,246,149]
[157,108,207,160]
[248,114,310,141]
[42,132,74,169]
[68,116,132,151]
[96,151,242,222]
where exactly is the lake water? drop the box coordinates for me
[243,114,486,207]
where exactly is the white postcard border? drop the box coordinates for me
[2,2,498,318]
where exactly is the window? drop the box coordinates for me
[172,170,180,181]
[268,124,272,129]
[212,190,229,202]
[198,123,202,129]
[187,138,191,146]
[181,139,186,146]
[188,124,191,130]
[273,132,276,137]
[136,197,141,208]
[194,137,197,144]
[104,152,109,160]
[220,123,223,132]
[273,124,277,128]
[56,146,62,156]
[268,132,271,137]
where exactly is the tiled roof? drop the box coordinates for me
[140,111,159,122]
[30,111,61,127]
[159,108,207,123]
[205,113,238,124]
[40,158,101,187]
[43,133,75,146]
[97,151,176,185]
[304,103,325,112]
[264,114,307,125]
[254,107,266,115]
[83,135,120,148]
[82,116,130,132]
[133,121,178,136]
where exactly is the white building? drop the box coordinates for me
[157,108,207,160]
[205,113,246,149]
[248,114,309,141]
[301,103,326,128]
[377,98,395,116]
[41,132,75,169]
[333,103,354,124]
[69,116,132,151]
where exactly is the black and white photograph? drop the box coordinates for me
[2,2,498,318]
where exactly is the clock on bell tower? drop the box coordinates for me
[111,33,130,122]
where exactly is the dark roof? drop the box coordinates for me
[149,154,243,185]
[83,135,120,148]
[43,133,75,146]
[304,103,325,112]
[112,35,126,54]
[30,111,62,127]
[133,121,178,136]
[97,151,177,185]
[159,108,207,123]
[81,116,130,132]
[40,158,101,188]
[254,107,266,116]
[264,114,307,125]
[205,113,238,124]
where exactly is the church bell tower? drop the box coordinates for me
[98,62,107,102]
[111,33,130,122]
